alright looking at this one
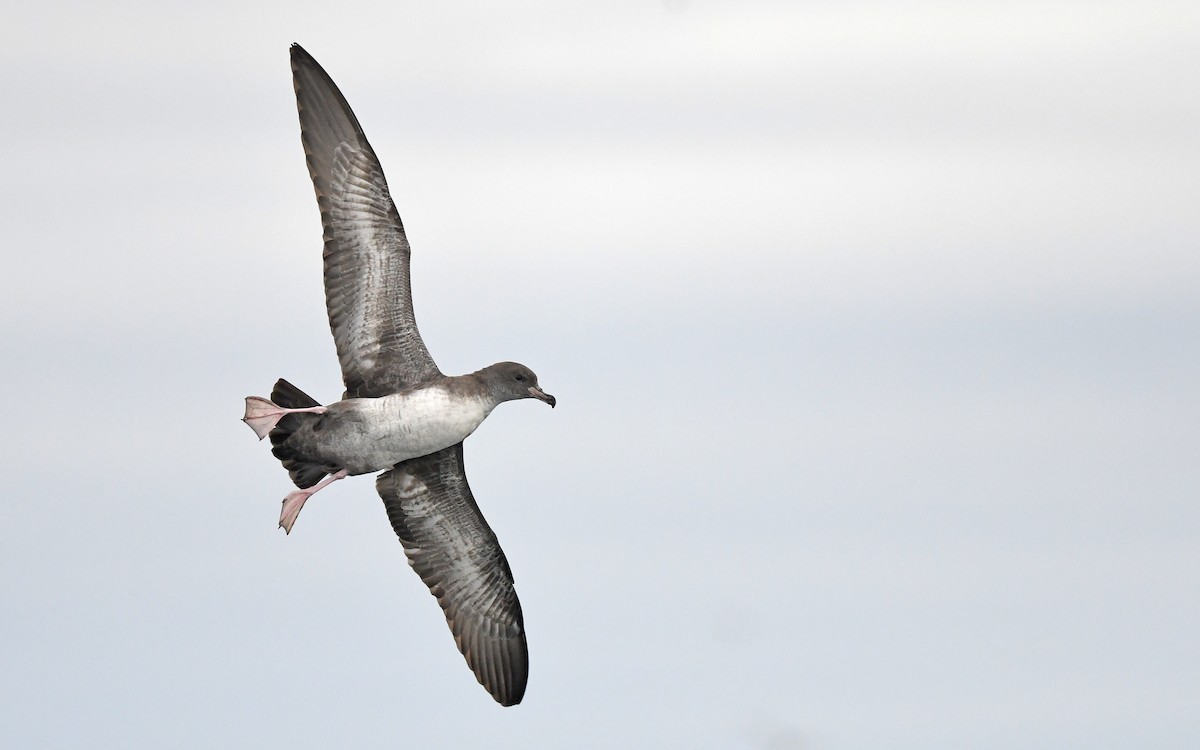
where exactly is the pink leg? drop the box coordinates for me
[279,469,348,534]
[242,396,328,440]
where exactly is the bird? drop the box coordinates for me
[241,43,555,707]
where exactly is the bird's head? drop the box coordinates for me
[479,362,556,407]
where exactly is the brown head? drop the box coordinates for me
[476,362,556,407]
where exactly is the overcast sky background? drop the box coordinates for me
[2,1,1197,748]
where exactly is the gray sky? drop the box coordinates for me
[3,1,1198,748]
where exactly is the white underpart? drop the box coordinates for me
[336,386,494,471]
[382,387,492,453]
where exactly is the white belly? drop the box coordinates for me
[380,388,491,456]
[335,387,492,472]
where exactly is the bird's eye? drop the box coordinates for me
[515,373,527,382]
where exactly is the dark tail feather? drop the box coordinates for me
[272,378,320,408]
[268,378,332,489]
[274,452,330,489]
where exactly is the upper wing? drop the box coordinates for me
[290,44,439,399]
[376,445,529,706]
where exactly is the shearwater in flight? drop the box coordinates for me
[242,44,554,706]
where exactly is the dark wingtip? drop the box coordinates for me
[290,43,314,69]
[489,664,527,706]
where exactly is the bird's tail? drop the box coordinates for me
[265,379,333,489]
[271,378,321,410]
[242,378,325,440]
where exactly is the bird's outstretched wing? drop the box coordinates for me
[292,44,528,707]
[377,446,529,706]
[290,43,439,399]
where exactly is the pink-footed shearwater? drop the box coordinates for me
[242,44,554,707]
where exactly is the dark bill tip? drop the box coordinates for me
[529,386,556,408]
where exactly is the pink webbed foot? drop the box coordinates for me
[278,490,311,535]
[278,469,348,534]
[242,397,328,440]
